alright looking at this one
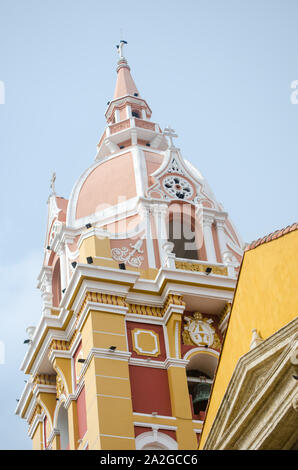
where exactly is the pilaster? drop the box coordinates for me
[152,203,169,267]
[164,296,197,450]
[203,214,217,263]
[79,295,135,450]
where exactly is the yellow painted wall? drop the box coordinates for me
[200,230,298,448]
[81,308,135,450]
[32,422,43,450]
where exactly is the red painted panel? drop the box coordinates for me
[77,386,87,440]
[129,365,172,416]
[126,321,167,361]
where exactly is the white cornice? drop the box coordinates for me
[128,357,188,370]
[20,263,235,376]
[105,95,152,120]
[15,379,34,417]
[28,411,45,439]
[75,348,132,384]
[33,384,56,396]
[76,302,128,333]
[129,357,166,369]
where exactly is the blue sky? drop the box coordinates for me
[0,0,297,449]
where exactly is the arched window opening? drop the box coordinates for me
[186,353,218,420]
[168,216,199,260]
[57,404,69,450]
[143,443,167,450]
[135,431,178,450]
[187,369,212,416]
[132,109,140,118]
[52,258,61,308]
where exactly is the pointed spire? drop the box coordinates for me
[113,41,140,99]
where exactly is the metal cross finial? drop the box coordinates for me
[116,40,128,59]
[50,172,56,195]
[164,126,178,148]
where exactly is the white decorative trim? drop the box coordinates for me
[133,412,176,421]
[95,374,129,381]
[133,329,159,356]
[97,394,131,400]
[135,430,178,450]
[99,433,135,440]
[134,422,177,431]
[28,410,45,439]
[76,348,131,383]
[164,358,189,369]
[76,301,128,333]
[183,347,220,361]
[129,357,165,369]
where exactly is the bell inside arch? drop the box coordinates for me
[192,382,212,405]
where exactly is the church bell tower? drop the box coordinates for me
[16,42,243,450]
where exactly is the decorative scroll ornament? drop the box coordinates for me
[183,312,220,349]
[111,239,144,267]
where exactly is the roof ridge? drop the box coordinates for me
[245,222,298,251]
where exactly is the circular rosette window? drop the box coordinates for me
[162,175,193,200]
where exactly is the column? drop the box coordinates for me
[152,204,169,267]
[80,304,135,450]
[67,400,79,450]
[51,432,61,450]
[58,246,67,293]
[114,109,120,122]
[215,217,227,261]
[164,303,198,450]
[126,104,132,119]
[139,204,156,268]
[32,422,44,450]
[203,214,217,263]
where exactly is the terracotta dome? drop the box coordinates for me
[67,151,137,227]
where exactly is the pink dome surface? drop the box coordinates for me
[75,152,137,220]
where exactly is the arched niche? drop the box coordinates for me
[167,202,203,260]
[184,349,219,418]
[56,403,69,450]
[52,258,61,307]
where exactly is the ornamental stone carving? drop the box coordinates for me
[183,312,221,349]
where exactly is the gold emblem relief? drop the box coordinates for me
[56,373,65,397]
[175,261,228,276]
[164,294,185,311]
[183,312,221,349]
